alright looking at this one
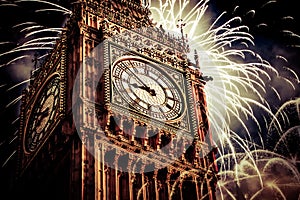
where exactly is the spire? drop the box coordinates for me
[177,19,186,44]
[194,49,200,69]
[32,52,39,70]
[142,0,149,6]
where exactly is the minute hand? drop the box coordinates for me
[125,61,149,88]
[125,61,156,96]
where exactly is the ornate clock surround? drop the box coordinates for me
[23,73,61,153]
[111,55,186,122]
[17,32,67,176]
[109,44,193,133]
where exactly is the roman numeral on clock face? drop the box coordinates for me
[166,103,172,110]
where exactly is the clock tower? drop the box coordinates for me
[16,0,218,200]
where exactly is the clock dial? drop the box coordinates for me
[24,75,60,153]
[112,56,185,122]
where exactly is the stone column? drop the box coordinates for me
[130,120,137,144]
[157,130,162,150]
[116,114,123,138]
[143,125,149,150]
[104,105,112,136]
[179,182,183,200]
[141,165,147,200]
[128,156,134,200]
[114,153,120,200]
[194,176,200,200]
[129,173,135,200]
[81,134,88,200]
[95,143,105,200]
[116,171,122,200]
[153,170,159,200]
[166,169,171,198]
[208,177,217,200]
[104,166,109,199]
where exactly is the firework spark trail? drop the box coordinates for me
[0,0,299,199]
[0,55,30,68]
[283,67,300,82]
[0,25,62,62]
[0,3,65,68]
[6,79,31,92]
[216,149,300,199]
[0,0,72,169]
[19,25,44,33]
[0,8,64,122]
[151,0,278,144]
[269,98,300,134]
[15,0,71,15]
[13,21,38,28]
[0,0,291,144]
[151,0,300,199]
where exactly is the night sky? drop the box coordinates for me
[0,0,299,199]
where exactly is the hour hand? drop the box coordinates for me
[38,107,50,118]
[148,88,156,96]
[130,83,156,96]
[130,83,141,89]
[36,107,50,126]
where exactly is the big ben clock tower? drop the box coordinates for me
[16,0,218,200]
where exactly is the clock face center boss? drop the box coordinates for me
[112,55,186,122]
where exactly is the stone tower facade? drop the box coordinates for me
[17,1,218,199]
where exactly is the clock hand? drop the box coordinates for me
[148,88,156,96]
[126,61,157,94]
[36,107,50,127]
[130,83,156,96]
[125,62,149,88]
[123,61,157,96]
[130,83,141,89]
[38,107,50,117]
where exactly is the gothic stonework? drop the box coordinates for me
[16,0,218,200]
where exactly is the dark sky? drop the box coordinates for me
[210,0,300,71]
[0,0,299,198]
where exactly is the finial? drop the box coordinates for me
[176,19,186,43]
[142,0,149,7]
[194,49,200,69]
[159,24,165,33]
[32,52,39,70]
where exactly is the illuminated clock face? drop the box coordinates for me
[112,56,185,122]
[24,75,60,153]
